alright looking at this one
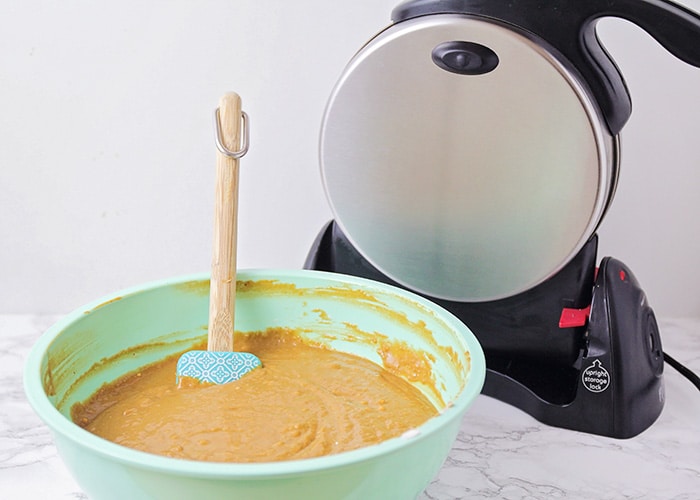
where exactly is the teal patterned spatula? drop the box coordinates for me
[176,92,261,385]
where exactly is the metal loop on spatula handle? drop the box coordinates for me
[215,109,249,159]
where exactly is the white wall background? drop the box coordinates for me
[1,1,699,317]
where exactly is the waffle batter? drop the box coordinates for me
[72,327,438,463]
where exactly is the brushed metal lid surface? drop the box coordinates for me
[320,14,616,301]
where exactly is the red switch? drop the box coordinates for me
[559,305,591,328]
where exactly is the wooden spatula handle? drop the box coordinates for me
[208,92,243,352]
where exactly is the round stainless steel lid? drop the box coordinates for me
[320,14,616,302]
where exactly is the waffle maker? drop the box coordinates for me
[305,0,700,438]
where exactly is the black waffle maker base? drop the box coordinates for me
[305,221,665,438]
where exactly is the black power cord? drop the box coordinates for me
[664,351,700,391]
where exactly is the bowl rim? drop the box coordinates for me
[24,268,486,479]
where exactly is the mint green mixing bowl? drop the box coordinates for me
[24,269,485,500]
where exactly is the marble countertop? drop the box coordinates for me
[2,314,699,499]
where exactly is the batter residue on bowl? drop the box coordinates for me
[71,327,438,463]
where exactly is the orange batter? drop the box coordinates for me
[72,327,438,463]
